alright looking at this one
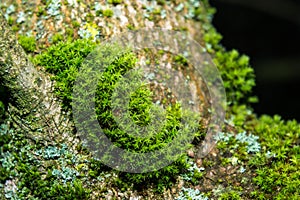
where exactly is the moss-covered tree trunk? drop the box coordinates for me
[0,14,73,144]
[0,1,211,149]
[2,1,298,200]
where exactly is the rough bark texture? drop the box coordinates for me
[0,13,74,145]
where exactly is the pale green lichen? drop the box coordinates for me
[176,187,209,200]
[215,131,261,154]
[52,167,79,183]
[47,0,61,16]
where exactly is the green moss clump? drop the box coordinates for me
[249,115,300,199]
[214,50,256,105]
[0,125,12,183]
[30,1,261,189]
[33,39,97,109]
[51,33,64,44]
[17,164,90,199]
[219,191,241,200]
[33,39,198,192]
[108,0,122,5]
[102,9,114,17]
[96,9,114,17]
[18,35,36,53]
[0,101,5,121]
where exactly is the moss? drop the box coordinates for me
[96,9,114,18]
[66,28,75,41]
[33,39,96,108]
[152,8,162,15]
[11,25,20,32]
[156,0,166,6]
[36,6,46,17]
[85,12,95,22]
[18,35,36,53]
[214,50,257,105]
[108,0,123,5]
[102,9,114,18]
[218,191,241,200]
[7,16,14,26]
[33,39,198,193]
[72,21,80,28]
[51,33,64,44]
[0,122,91,199]
[174,54,188,66]
[249,115,300,199]
[127,24,135,30]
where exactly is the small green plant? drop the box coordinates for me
[72,21,80,28]
[66,28,74,39]
[174,54,188,66]
[181,160,205,185]
[36,6,46,17]
[108,0,122,5]
[213,50,256,105]
[51,33,64,44]
[157,0,166,6]
[102,9,114,17]
[11,25,20,32]
[7,16,14,26]
[18,35,36,53]
[0,100,5,121]
[127,24,135,30]
[0,124,12,183]
[218,191,241,200]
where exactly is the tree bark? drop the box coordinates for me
[0,13,73,145]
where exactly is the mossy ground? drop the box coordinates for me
[0,0,299,199]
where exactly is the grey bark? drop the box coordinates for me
[0,13,73,144]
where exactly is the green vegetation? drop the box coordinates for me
[108,0,122,5]
[33,40,200,192]
[194,0,257,106]
[30,32,259,197]
[102,9,114,18]
[0,0,299,199]
[96,8,114,18]
[18,35,36,53]
[51,33,64,44]
[214,50,256,105]
[0,124,91,199]
[219,191,241,200]
[250,115,300,199]
[33,39,97,109]
[0,101,5,121]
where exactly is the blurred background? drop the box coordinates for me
[210,0,300,121]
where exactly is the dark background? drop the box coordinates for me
[210,0,300,121]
